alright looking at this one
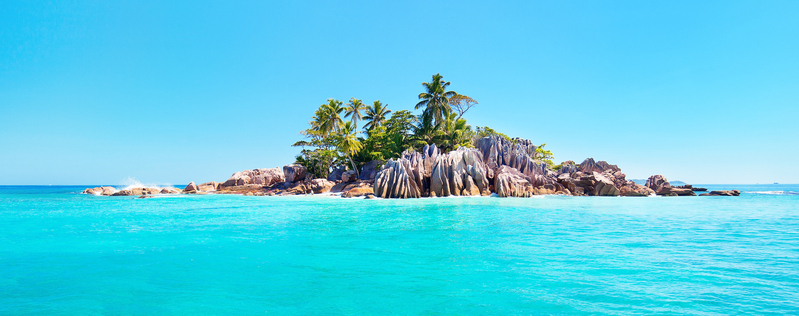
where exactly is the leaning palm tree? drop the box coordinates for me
[363,100,391,132]
[336,121,363,177]
[415,73,457,127]
[344,98,366,129]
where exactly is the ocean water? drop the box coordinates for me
[1,185,798,315]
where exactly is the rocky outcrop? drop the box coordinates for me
[342,184,374,198]
[476,136,537,171]
[197,182,219,192]
[494,165,535,197]
[374,158,424,198]
[222,168,284,187]
[429,147,491,197]
[658,187,697,196]
[327,166,346,181]
[591,172,620,196]
[183,182,198,193]
[579,158,620,174]
[476,136,552,185]
[283,164,307,183]
[308,178,335,194]
[619,181,655,196]
[700,190,741,196]
[282,182,311,195]
[643,175,696,196]
[359,160,383,181]
[645,175,670,194]
[113,187,161,196]
[675,184,707,192]
[556,171,620,196]
[160,187,181,194]
[558,160,578,174]
[217,184,264,195]
[341,170,358,183]
[82,186,117,196]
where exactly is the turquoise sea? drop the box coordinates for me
[1,185,798,315]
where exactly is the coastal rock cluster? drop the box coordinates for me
[82,186,181,196]
[372,136,668,199]
[82,136,739,199]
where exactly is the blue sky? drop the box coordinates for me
[1,0,797,185]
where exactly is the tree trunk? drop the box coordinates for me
[347,154,360,178]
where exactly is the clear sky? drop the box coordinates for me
[1,1,797,185]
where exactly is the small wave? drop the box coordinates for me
[744,191,799,195]
[119,177,175,190]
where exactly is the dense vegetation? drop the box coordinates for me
[294,74,554,178]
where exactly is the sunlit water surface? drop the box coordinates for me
[1,185,798,315]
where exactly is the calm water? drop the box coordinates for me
[1,185,798,315]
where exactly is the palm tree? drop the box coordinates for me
[415,73,457,127]
[336,121,363,176]
[363,100,391,132]
[412,110,441,146]
[312,98,344,137]
[344,98,366,129]
[439,112,472,151]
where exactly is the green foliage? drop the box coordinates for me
[295,148,339,178]
[344,98,366,129]
[295,74,557,176]
[474,126,511,141]
[415,73,457,128]
[535,143,555,167]
[449,94,478,119]
[363,100,391,132]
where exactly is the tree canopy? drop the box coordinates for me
[294,74,555,176]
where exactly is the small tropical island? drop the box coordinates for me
[84,74,739,199]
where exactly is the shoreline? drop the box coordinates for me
[82,137,742,199]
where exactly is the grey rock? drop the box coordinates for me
[342,170,358,183]
[646,175,671,195]
[222,168,285,187]
[283,164,307,183]
[183,182,198,193]
[327,166,346,181]
[359,160,384,180]
[494,165,534,197]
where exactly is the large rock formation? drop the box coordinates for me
[374,158,423,198]
[557,172,619,196]
[558,161,578,174]
[113,187,161,196]
[591,172,620,196]
[197,182,219,192]
[476,136,551,186]
[183,182,199,193]
[494,165,535,197]
[308,178,335,194]
[222,168,284,187]
[619,181,655,196]
[341,170,358,183]
[645,175,670,194]
[342,183,374,198]
[642,175,695,196]
[428,147,491,197]
[82,186,117,196]
[359,160,383,181]
[327,166,346,181]
[283,164,307,183]
[373,144,442,199]
[160,187,181,194]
